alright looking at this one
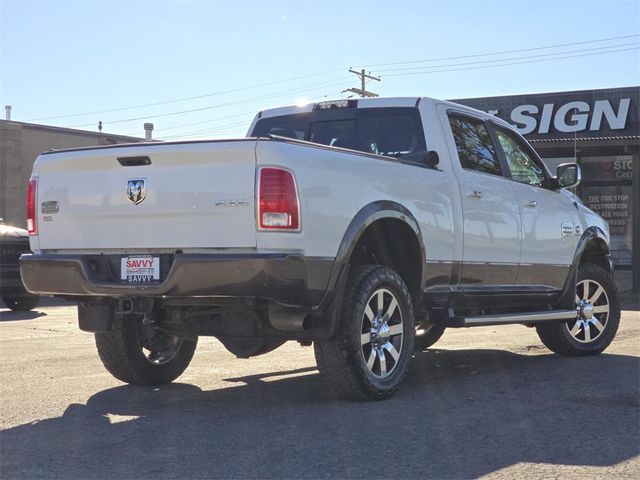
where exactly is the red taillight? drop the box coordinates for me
[27,178,37,235]
[258,167,299,230]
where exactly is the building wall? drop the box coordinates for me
[0,121,143,228]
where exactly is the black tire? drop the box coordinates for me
[95,313,197,385]
[536,263,620,356]
[314,265,415,400]
[414,319,446,350]
[2,294,40,311]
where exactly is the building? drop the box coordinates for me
[0,120,145,228]
[452,86,639,297]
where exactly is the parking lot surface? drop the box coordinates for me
[1,302,638,479]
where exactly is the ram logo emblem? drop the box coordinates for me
[127,179,146,205]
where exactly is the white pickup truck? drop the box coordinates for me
[21,97,620,400]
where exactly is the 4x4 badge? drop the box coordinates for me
[127,179,146,205]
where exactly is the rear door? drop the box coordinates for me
[446,112,521,287]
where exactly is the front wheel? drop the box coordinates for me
[536,263,620,356]
[314,266,415,400]
[95,313,197,385]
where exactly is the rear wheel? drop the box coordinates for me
[314,266,415,400]
[536,263,620,356]
[95,313,197,385]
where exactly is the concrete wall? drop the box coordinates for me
[0,121,143,228]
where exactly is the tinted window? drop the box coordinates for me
[495,127,546,186]
[448,115,501,176]
[355,109,426,157]
[310,120,355,148]
[252,107,426,159]
[252,113,310,140]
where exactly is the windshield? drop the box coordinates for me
[251,107,427,159]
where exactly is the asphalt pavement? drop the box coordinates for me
[1,302,638,479]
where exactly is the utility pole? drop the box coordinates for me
[343,68,380,98]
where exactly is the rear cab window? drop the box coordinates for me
[251,107,427,162]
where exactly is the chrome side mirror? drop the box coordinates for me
[556,163,581,189]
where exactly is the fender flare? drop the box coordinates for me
[317,200,426,313]
[557,226,611,309]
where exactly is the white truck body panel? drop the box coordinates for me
[31,141,258,251]
[254,140,457,261]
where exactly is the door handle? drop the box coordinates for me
[470,190,483,198]
[526,200,537,208]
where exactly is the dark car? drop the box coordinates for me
[1,221,40,311]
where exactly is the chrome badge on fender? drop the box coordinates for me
[127,178,146,205]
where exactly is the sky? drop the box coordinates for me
[1,0,639,140]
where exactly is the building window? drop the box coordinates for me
[579,155,634,266]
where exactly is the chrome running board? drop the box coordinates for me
[451,309,577,327]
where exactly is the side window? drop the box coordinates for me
[495,127,546,187]
[448,115,502,176]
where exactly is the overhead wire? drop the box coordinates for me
[375,42,640,73]
[158,93,336,140]
[382,46,640,77]
[35,34,639,134]
[361,33,640,68]
[33,34,639,124]
[123,110,257,136]
[66,77,352,128]
[27,68,344,121]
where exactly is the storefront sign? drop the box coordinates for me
[581,155,634,181]
[451,87,639,140]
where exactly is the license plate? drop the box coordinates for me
[120,256,160,282]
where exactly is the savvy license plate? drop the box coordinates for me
[121,256,160,282]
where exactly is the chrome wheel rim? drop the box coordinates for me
[567,279,610,343]
[360,288,404,378]
[139,324,183,365]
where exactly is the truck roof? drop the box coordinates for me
[252,96,514,132]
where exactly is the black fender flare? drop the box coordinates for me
[313,201,426,338]
[557,226,612,309]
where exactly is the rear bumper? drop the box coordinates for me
[20,253,334,307]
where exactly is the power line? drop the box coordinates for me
[361,33,640,68]
[66,78,352,128]
[158,92,339,140]
[376,42,640,73]
[27,69,344,121]
[31,34,639,123]
[123,110,257,136]
[383,46,640,77]
[158,121,252,140]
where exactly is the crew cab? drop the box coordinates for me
[20,97,620,400]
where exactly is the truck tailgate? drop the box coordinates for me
[33,140,257,250]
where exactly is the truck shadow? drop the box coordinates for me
[1,349,638,479]
[0,308,47,321]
